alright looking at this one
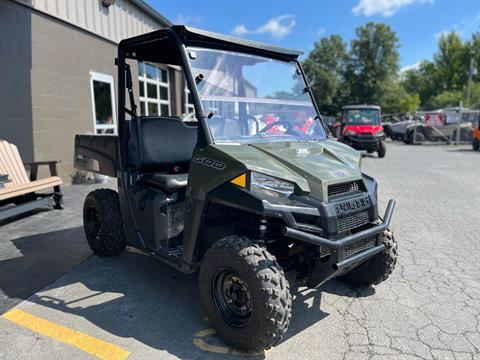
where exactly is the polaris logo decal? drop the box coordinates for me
[335,196,370,215]
[192,155,226,171]
[296,148,310,156]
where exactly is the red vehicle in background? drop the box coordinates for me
[339,105,386,158]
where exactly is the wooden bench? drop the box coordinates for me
[0,140,63,221]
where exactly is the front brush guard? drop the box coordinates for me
[282,199,396,287]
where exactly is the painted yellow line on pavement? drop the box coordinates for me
[2,309,130,360]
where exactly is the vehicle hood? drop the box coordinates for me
[389,121,415,131]
[344,125,383,134]
[215,140,362,200]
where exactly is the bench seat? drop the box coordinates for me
[0,176,63,201]
[0,139,63,220]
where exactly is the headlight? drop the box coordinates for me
[250,172,294,198]
[344,130,356,136]
[374,131,385,137]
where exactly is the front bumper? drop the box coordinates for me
[281,199,396,287]
[342,135,384,151]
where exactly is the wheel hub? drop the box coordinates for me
[212,269,252,327]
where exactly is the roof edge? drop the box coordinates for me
[176,25,303,59]
[130,0,172,27]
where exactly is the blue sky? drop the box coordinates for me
[146,0,480,71]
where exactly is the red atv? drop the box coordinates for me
[338,105,386,158]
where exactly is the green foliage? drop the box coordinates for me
[302,35,348,114]
[401,31,479,110]
[433,32,469,91]
[347,23,400,104]
[426,83,480,109]
[303,23,480,114]
[402,61,437,106]
[303,22,405,114]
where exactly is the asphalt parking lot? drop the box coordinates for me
[0,142,479,360]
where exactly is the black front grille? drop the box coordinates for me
[345,236,376,258]
[337,211,369,232]
[328,181,360,198]
[358,133,374,139]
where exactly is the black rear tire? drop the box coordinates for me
[337,229,397,288]
[83,189,125,256]
[199,236,292,352]
[414,131,425,143]
[377,140,386,158]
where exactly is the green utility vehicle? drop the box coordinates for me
[74,26,397,352]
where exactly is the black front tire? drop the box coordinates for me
[199,236,292,352]
[337,229,397,288]
[83,189,125,256]
[377,140,386,158]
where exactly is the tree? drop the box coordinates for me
[347,22,400,105]
[467,32,480,83]
[302,35,348,114]
[401,60,437,106]
[426,90,464,109]
[433,32,469,92]
[303,24,480,113]
[380,81,419,113]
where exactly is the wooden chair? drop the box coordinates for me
[0,140,63,221]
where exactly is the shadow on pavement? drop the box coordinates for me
[0,212,378,358]
[21,245,377,359]
[0,207,50,227]
[0,226,92,314]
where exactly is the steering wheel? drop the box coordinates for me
[259,120,292,134]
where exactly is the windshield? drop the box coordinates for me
[344,109,380,125]
[187,48,326,144]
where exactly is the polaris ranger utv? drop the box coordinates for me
[339,105,387,157]
[74,26,397,352]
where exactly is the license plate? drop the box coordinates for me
[335,196,370,216]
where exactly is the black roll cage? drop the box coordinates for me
[115,25,325,170]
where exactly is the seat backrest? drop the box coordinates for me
[129,117,197,172]
[0,140,30,188]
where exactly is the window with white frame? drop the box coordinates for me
[138,62,170,117]
[90,72,117,134]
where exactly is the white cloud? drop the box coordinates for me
[400,61,421,73]
[232,15,296,40]
[232,24,248,37]
[175,14,202,26]
[316,28,326,37]
[352,0,433,17]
